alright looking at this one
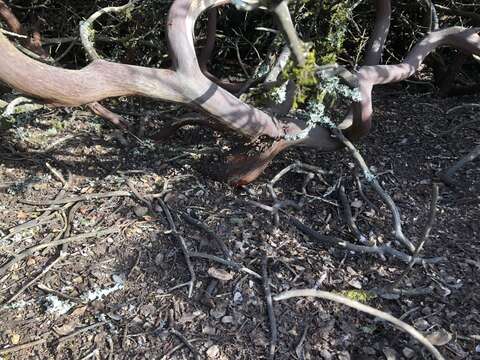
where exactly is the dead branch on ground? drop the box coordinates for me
[274,289,445,360]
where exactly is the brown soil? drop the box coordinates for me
[0,87,479,359]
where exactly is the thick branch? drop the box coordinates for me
[343,27,480,140]
[0,0,479,186]
[364,0,392,66]
[271,0,305,66]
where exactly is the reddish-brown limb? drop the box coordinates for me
[198,6,262,94]
[87,102,130,130]
[363,0,391,66]
[0,0,127,130]
[223,139,292,186]
[216,24,480,185]
[0,0,479,186]
[224,0,393,184]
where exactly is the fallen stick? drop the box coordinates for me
[0,227,120,277]
[274,289,445,360]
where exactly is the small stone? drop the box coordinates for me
[72,276,83,284]
[134,206,148,217]
[362,346,376,355]
[402,347,415,359]
[221,316,234,324]
[10,333,20,345]
[154,253,164,266]
[210,307,226,319]
[413,319,430,331]
[382,347,398,360]
[426,328,452,346]
[233,292,243,305]
[33,183,48,191]
[319,349,332,360]
[351,199,363,208]
[202,325,216,336]
[348,279,362,289]
[206,345,220,359]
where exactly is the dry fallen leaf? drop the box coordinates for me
[16,210,29,220]
[53,322,77,336]
[11,333,20,345]
[208,267,233,282]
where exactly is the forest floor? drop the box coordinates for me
[0,86,479,360]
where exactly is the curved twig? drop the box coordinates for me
[274,289,444,360]
[262,256,278,359]
[79,2,135,61]
[333,128,415,253]
[289,215,443,265]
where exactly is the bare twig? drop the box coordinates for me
[20,191,132,205]
[0,338,47,355]
[157,199,196,298]
[37,283,83,304]
[45,162,67,186]
[414,183,439,255]
[160,338,203,360]
[438,119,480,136]
[333,128,415,253]
[446,103,480,115]
[0,227,120,277]
[441,144,480,186]
[262,256,277,360]
[168,329,200,360]
[80,2,135,61]
[337,185,367,242]
[289,216,443,265]
[2,96,35,117]
[79,349,99,360]
[57,322,105,343]
[188,252,261,279]
[274,289,445,360]
[391,184,440,288]
[4,255,62,305]
[295,319,311,360]
[179,211,231,259]
[267,161,328,225]
[354,167,379,212]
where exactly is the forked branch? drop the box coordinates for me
[0,0,479,184]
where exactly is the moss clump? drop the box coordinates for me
[318,1,351,65]
[339,290,376,303]
[282,48,321,109]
